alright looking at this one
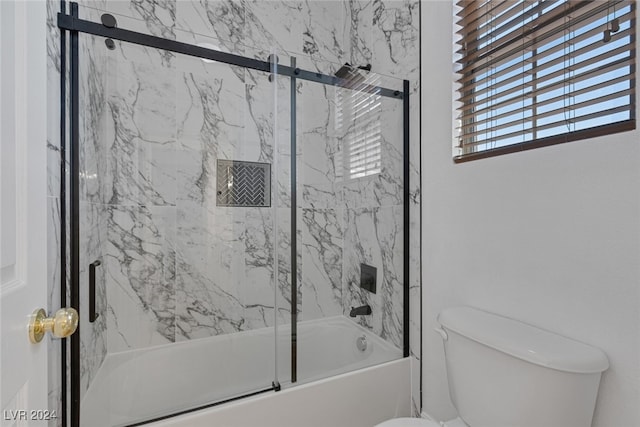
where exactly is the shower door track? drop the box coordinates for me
[58,3,410,426]
[57,13,405,100]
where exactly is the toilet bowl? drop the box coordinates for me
[378,306,609,427]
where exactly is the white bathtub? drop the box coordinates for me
[82,316,404,427]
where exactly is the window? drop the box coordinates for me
[453,0,636,162]
[336,70,382,180]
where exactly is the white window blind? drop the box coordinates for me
[336,71,382,179]
[454,0,636,162]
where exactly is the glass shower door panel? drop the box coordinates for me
[295,62,405,384]
[75,13,279,425]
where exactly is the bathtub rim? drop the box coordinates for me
[81,315,405,427]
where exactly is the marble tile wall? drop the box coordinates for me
[47,0,421,420]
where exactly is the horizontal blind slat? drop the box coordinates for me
[456,0,541,44]
[458,73,634,127]
[460,104,633,147]
[457,1,627,74]
[458,1,563,58]
[459,88,635,139]
[456,10,635,87]
[457,56,634,116]
[456,32,634,103]
[456,54,634,113]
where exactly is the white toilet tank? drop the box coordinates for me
[437,307,609,427]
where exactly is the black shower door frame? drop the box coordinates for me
[58,3,410,426]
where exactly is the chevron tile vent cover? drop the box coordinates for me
[216,159,271,207]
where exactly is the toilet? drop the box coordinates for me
[376,306,609,427]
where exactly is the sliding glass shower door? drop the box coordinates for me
[291,58,406,384]
[63,4,409,426]
[74,8,285,426]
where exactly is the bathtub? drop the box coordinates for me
[82,315,405,427]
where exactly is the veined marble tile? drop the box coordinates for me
[301,0,349,74]
[242,207,298,329]
[342,205,404,348]
[79,202,108,394]
[104,0,176,40]
[371,0,420,81]
[105,272,172,352]
[105,205,176,350]
[245,1,304,55]
[300,131,341,206]
[79,34,110,205]
[174,149,218,213]
[47,197,62,319]
[242,208,276,327]
[176,56,245,155]
[47,0,62,200]
[277,207,300,323]
[297,80,337,139]
[105,43,178,206]
[176,1,246,56]
[296,69,336,192]
[347,0,374,66]
[175,238,246,340]
[244,67,285,165]
[301,208,343,320]
[110,43,177,143]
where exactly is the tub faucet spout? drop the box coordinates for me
[349,305,372,317]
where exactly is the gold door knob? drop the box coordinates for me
[28,308,79,343]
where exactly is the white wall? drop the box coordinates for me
[420,2,640,426]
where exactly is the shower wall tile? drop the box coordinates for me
[347,0,374,66]
[244,70,278,164]
[176,58,245,154]
[105,205,176,351]
[243,208,276,324]
[104,0,177,40]
[78,202,108,395]
[245,1,304,55]
[105,270,173,351]
[179,1,248,56]
[105,43,178,207]
[79,34,110,205]
[175,245,246,339]
[109,43,177,145]
[371,0,420,80]
[276,207,301,325]
[75,23,112,399]
[300,208,343,321]
[342,205,404,348]
[300,0,349,74]
[298,81,343,210]
[47,0,62,200]
[175,202,246,339]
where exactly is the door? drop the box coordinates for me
[1,1,53,424]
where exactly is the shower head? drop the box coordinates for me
[334,63,371,88]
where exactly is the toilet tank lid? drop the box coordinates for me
[438,307,609,374]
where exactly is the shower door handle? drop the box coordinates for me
[89,260,101,322]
